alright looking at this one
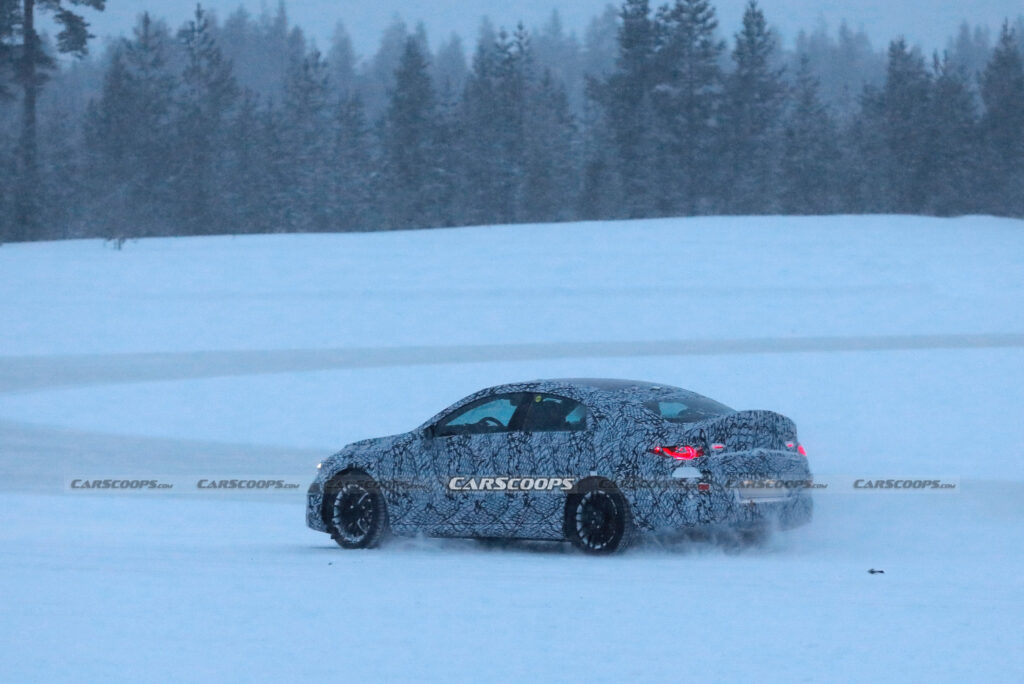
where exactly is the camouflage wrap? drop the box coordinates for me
[306,379,813,539]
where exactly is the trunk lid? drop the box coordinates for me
[697,409,798,452]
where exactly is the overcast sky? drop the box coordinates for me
[73,1,1024,57]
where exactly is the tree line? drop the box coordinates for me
[1,0,1023,242]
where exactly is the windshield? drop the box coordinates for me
[642,396,734,424]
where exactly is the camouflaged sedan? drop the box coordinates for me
[306,379,813,554]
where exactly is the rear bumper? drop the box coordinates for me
[732,489,813,530]
[627,480,813,532]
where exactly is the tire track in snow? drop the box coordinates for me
[1,332,1023,394]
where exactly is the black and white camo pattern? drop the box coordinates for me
[306,379,813,540]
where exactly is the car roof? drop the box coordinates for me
[419,378,709,430]
[497,378,691,399]
[535,378,683,392]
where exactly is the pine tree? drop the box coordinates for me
[980,22,1024,215]
[362,17,412,118]
[459,24,529,225]
[432,33,468,103]
[926,53,980,215]
[577,7,622,221]
[219,8,257,93]
[947,22,992,93]
[84,13,177,237]
[172,5,239,235]
[282,48,333,231]
[653,0,724,214]
[794,20,886,118]
[0,111,16,231]
[252,100,293,232]
[582,5,619,82]
[590,0,659,218]
[217,3,305,103]
[721,1,786,213]
[522,70,578,222]
[843,85,890,213]
[780,55,840,214]
[330,95,376,230]
[431,77,462,228]
[381,37,443,229]
[35,108,83,239]
[221,90,267,233]
[327,21,357,97]
[534,10,584,113]
[879,39,933,212]
[0,0,18,100]
[498,24,532,221]
[13,0,104,240]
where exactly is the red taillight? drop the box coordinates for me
[698,483,710,492]
[797,444,807,457]
[653,445,703,460]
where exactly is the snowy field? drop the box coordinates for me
[1,215,1023,681]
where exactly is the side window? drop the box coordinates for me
[434,393,530,436]
[524,394,588,432]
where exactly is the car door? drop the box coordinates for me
[424,392,532,536]
[517,393,594,537]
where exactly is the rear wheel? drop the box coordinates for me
[565,480,633,554]
[325,472,388,549]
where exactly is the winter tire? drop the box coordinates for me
[325,472,389,549]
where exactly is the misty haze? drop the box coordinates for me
[1,0,1024,237]
[1,2,1022,683]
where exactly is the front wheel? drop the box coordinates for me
[564,480,634,554]
[325,472,389,549]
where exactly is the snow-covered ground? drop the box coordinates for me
[1,215,1023,681]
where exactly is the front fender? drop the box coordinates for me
[305,432,415,533]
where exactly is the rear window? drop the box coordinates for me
[642,396,734,424]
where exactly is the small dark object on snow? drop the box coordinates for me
[868,568,885,574]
